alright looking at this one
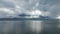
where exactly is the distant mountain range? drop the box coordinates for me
[18,14,50,19]
[0,14,57,21]
[0,15,54,21]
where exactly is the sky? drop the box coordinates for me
[0,0,60,19]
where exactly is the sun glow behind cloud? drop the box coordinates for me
[28,10,42,18]
[31,10,42,15]
[56,16,60,19]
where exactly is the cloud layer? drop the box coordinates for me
[0,0,60,19]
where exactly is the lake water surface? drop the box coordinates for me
[0,20,60,34]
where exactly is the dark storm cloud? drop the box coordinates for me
[38,0,60,11]
[37,0,60,19]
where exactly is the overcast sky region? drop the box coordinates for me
[0,0,60,19]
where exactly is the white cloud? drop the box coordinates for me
[0,8,16,18]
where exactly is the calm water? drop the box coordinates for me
[0,20,60,34]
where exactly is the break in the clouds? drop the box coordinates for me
[0,0,60,19]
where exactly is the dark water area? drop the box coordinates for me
[0,20,60,34]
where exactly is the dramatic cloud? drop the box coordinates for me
[38,0,60,19]
[0,0,60,18]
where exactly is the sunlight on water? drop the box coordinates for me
[30,21,42,34]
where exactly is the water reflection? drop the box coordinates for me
[0,20,60,34]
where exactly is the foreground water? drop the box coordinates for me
[0,20,60,34]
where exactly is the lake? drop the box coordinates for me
[0,20,60,34]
